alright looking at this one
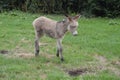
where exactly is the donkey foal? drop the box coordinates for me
[32,15,80,61]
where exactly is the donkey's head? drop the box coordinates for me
[65,14,81,36]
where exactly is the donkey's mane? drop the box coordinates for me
[57,19,66,23]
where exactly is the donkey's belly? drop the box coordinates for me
[44,30,56,38]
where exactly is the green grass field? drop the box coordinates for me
[0,11,120,80]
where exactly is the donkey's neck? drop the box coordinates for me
[56,20,70,38]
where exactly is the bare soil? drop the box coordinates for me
[67,68,87,76]
[0,50,9,54]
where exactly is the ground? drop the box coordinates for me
[0,11,120,80]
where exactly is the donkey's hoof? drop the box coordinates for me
[35,53,39,57]
[61,58,64,61]
[35,50,39,56]
[56,53,59,57]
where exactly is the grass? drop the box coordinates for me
[0,11,120,80]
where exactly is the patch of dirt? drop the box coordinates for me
[3,46,55,60]
[41,53,55,59]
[67,68,87,76]
[39,43,48,46]
[15,52,55,59]
[111,60,120,66]
[7,47,35,59]
[0,50,9,54]
[66,55,120,77]
[94,54,120,76]
[108,67,120,76]
[95,55,107,65]
[15,53,34,58]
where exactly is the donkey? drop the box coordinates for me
[32,14,81,61]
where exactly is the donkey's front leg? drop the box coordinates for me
[56,39,64,61]
[56,49,59,57]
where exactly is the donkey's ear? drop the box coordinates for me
[73,14,81,21]
[64,14,72,21]
[68,17,72,21]
[64,14,69,17]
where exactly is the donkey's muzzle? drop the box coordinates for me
[73,31,78,36]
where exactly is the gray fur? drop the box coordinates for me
[32,15,80,61]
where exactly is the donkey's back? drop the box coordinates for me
[33,16,57,30]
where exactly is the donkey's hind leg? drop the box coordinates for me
[35,30,43,56]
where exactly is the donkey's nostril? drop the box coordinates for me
[73,31,78,36]
[73,34,78,36]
